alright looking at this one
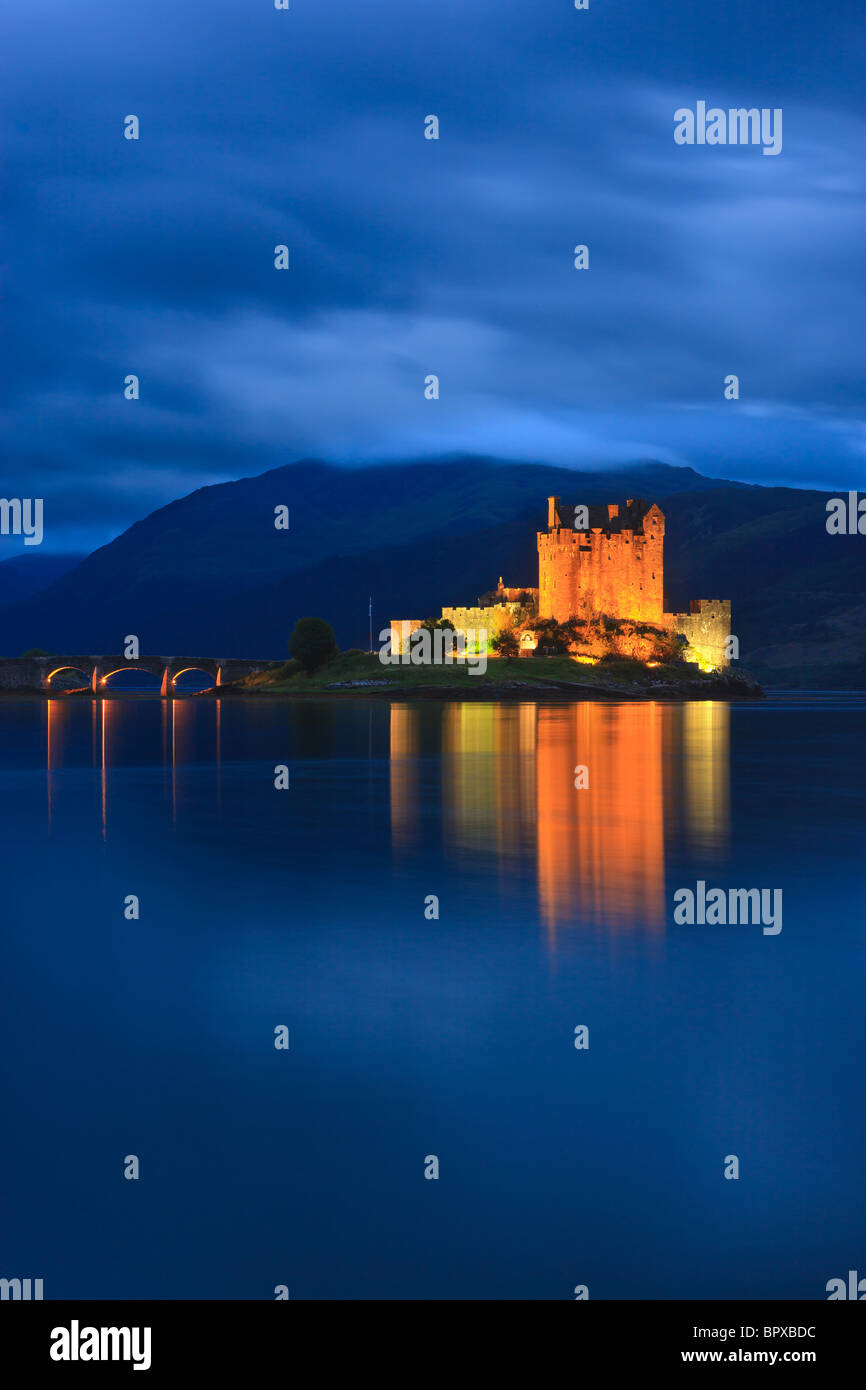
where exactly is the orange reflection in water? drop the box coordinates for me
[389,704,421,848]
[170,696,198,826]
[42,694,227,838]
[389,699,730,942]
[535,702,669,940]
[46,697,67,828]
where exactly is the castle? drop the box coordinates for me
[391,496,732,671]
[539,497,665,625]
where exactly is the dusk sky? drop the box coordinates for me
[3,0,866,554]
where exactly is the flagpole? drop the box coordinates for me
[369,596,373,654]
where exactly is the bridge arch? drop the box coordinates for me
[170,666,221,691]
[100,667,162,691]
[45,665,92,691]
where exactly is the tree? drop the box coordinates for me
[492,628,519,658]
[288,617,338,673]
[419,617,455,633]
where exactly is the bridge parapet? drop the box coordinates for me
[0,656,283,693]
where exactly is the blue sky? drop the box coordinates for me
[3,0,865,553]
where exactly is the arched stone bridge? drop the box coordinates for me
[0,655,284,694]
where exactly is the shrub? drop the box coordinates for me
[530,617,574,654]
[492,628,520,658]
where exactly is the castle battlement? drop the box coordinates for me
[539,495,666,625]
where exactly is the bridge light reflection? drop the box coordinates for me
[37,692,225,837]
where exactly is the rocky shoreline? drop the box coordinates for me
[0,669,764,702]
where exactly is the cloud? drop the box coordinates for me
[2,0,865,552]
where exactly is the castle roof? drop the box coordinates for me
[547,497,662,534]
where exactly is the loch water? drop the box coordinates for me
[1,693,863,1299]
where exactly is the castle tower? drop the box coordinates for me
[537,496,666,624]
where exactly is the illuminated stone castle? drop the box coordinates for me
[391,495,732,671]
[540,495,731,669]
[539,497,665,625]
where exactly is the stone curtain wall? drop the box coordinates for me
[671,601,732,671]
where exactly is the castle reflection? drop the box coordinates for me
[389,704,422,850]
[682,701,730,856]
[535,702,669,938]
[43,694,729,936]
[390,700,730,940]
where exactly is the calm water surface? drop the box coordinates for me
[1,694,863,1299]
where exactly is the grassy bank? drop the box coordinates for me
[233,651,764,700]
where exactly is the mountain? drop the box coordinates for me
[0,553,86,609]
[0,458,861,686]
